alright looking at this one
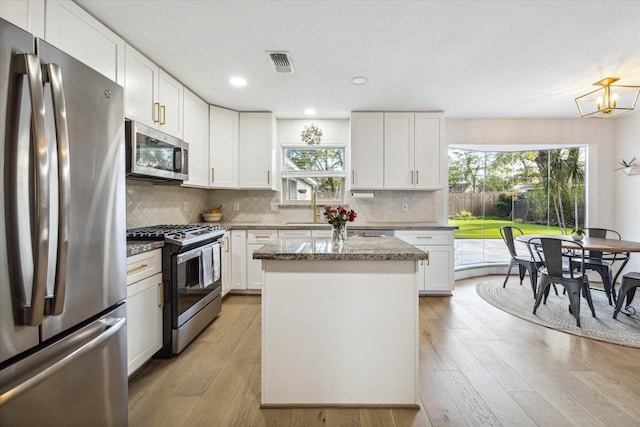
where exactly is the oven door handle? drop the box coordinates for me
[175,241,220,264]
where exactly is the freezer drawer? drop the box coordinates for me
[0,304,128,426]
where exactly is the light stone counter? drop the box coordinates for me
[253,236,428,261]
[219,221,456,231]
[126,240,164,257]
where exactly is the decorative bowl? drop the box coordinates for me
[202,212,222,222]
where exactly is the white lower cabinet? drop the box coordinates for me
[126,249,163,376]
[221,231,232,296]
[247,230,277,290]
[231,229,278,291]
[395,230,454,294]
[230,230,247,290]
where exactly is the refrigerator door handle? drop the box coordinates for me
[42,63,70,317]
[7,53,50,326]
[0,316,126,407]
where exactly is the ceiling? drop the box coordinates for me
[75,0,640,119]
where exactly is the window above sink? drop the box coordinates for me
[281,145,346,206]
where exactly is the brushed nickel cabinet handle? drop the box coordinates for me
[410,170,414,184]
[267,170,270,184]
[211,167,215,182]
[416,170,419,184]
[352,170,356,184]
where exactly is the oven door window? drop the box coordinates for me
[174,242,222,323]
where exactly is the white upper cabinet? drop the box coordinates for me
[182,88,209,188]
[384,112,444,190]
[414,113,444,189]
[0,0,45,38]
[125,44,183,139]
[45,0,124,85]
[350,112,384,190]
[384,112,415,189]
[209,105,239,188]
[239,112,277,189]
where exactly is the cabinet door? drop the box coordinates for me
[239,113,275,189]
[0,0,45,38]
[247,231,277,290]
[158,69,184,139]
[45,0,124,84]
[210,105,239,188]
[125,44,158,127]
[221,232,232,296]
[384,113,414,189]
[423,246,454,292]
[182,89,209,188]
[414,113,443,189]
[126,272,163,376]
[230,230,247,290]
[350,112,384,189]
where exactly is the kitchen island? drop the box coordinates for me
[253,236,427,407]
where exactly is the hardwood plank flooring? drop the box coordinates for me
[128,276,640,426]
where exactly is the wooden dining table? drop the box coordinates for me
[515,234,640,307]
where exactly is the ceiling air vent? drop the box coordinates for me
[267,51,295,74]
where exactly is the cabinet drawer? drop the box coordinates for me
[247,230,277,244]
[126,248,162,285]
[395,231,453,246]
[278,229,312,237]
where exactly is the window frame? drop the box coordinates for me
[280,144,347,206]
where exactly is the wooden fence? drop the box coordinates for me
[449,192,500,218]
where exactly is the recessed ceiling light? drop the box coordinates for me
[304,108,316,116]
[230,77,247,87]
[351,76,368,85]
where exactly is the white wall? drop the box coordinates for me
[614,115,640,273]
[446,118,616,228]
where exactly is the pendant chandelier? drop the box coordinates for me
[575,77,640,118]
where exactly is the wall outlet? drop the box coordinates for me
[402,203,408,212]
[233,202,240,211]
[270,202,280,212]
[183,201,189,211]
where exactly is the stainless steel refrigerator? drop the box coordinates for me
[0,18,127,425]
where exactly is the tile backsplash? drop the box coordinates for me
[126,179,445,228]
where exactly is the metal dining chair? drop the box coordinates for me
[571,228,628,305]
[500,226,538,296]
[527,236,596,327]
[613,272,640,319]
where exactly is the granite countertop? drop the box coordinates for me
[127,240,164,257]
[252,236,429,261]
[218,221,456,230]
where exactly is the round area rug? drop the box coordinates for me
[476,278,640,348]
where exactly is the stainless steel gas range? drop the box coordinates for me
[127,224,225,357]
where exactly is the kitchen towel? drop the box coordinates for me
[201,246,214,287]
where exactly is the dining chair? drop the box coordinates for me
[500,226,538,296]
[613,272,640,319]
[527,237,596,327]
[571,228,627,305]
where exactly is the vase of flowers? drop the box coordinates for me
[324,205,357,243]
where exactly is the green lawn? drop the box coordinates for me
[449,218,564,239]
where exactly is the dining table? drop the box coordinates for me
[515,233,640,312]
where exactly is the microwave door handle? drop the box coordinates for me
[174,147,182,172]
[6,53,50,326]
[43,63,70,316]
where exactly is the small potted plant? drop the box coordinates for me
[571,228,585,241]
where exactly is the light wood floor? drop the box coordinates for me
[128,276,640,426]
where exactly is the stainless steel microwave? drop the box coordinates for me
[125,120,189,181]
